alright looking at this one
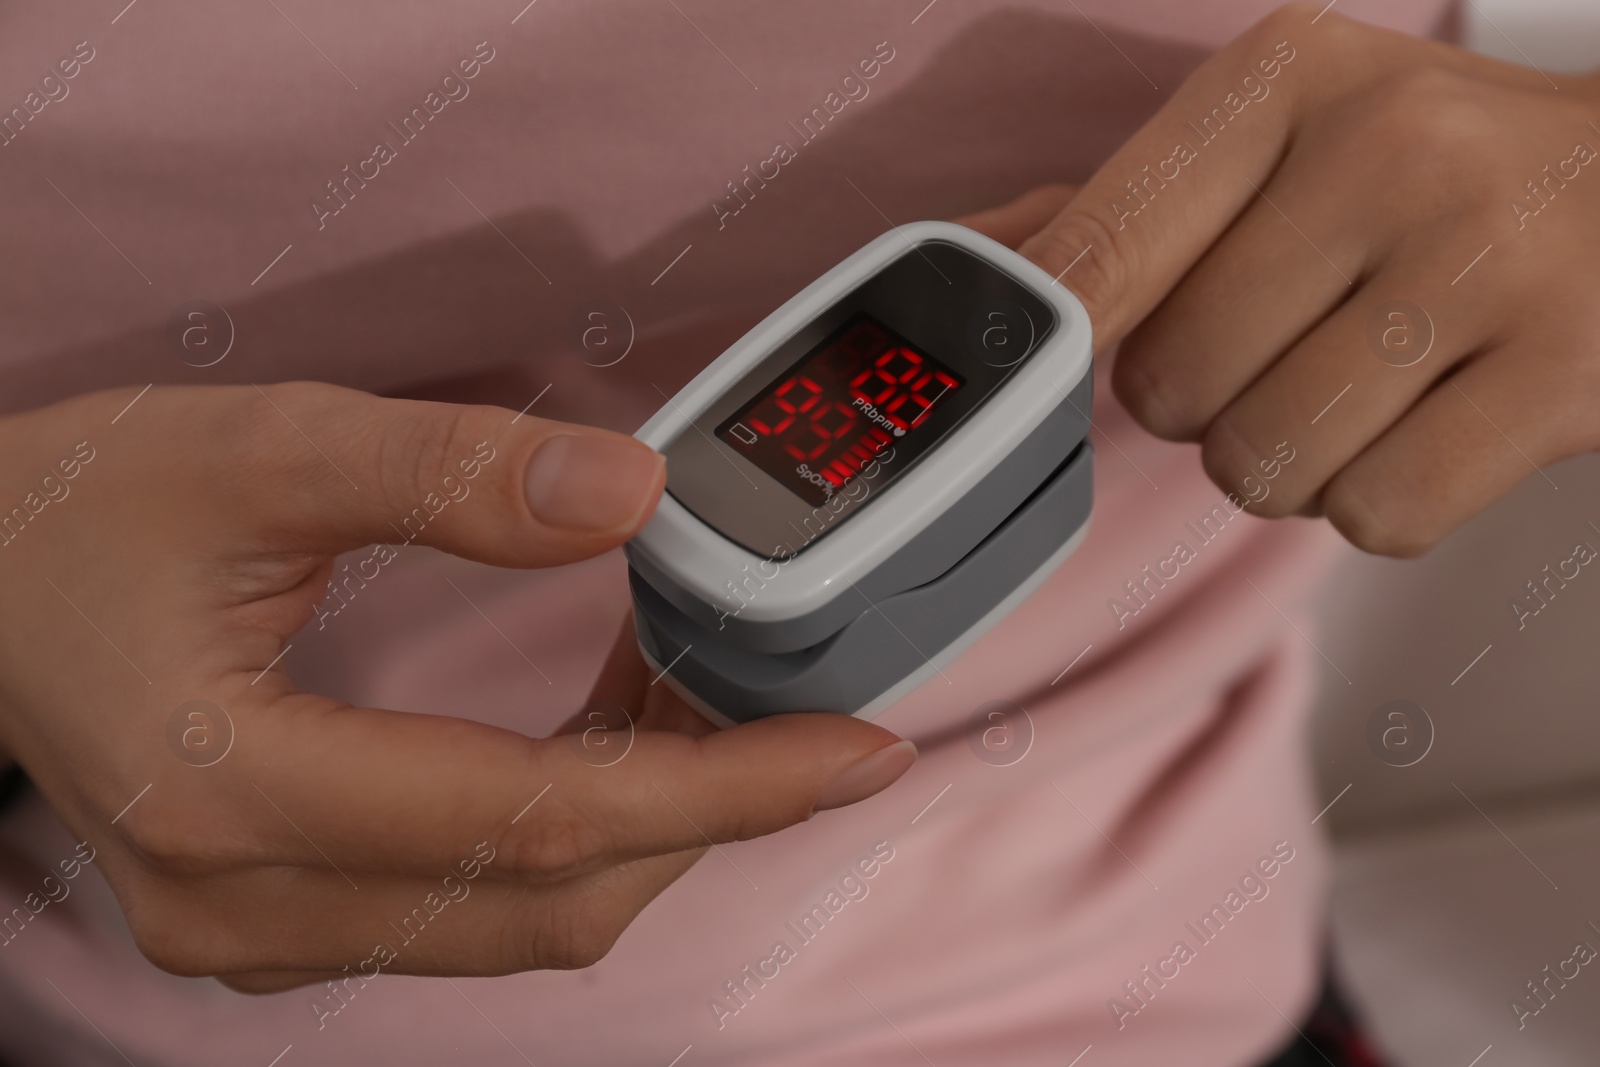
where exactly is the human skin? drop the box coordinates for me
[0,384,916,991]
[1008,5,1600,555]
[3,1,1594,994]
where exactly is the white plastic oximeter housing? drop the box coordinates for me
[626,221,1093,726]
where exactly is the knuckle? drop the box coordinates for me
[377,402,476,507]
[1379,66,1470,117]
[375,401,509,528]
[1197,432,1250,502]
[519,890,625,971]
[506,806,613,880]
[547,924,618,971]
[1201,419,1302,516]
[1112,341,1203,440]
[1347,76,1510,228]
[1257,3,1319,37]
[1237,5,1327,65]
[123,889,231,977]
[223,387,291,473]
[1367,69,1484,164]
[128,928,206,977]
[117,797,240,877]
[1323,475,1433,557]
[1255,482,1306,519]
[269,379,337,409]
[252,380,342,443]
[229,380,345,488]
[1242,481,1302,520]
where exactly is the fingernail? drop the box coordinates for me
[524,433,664,532]
[813,739,918,812]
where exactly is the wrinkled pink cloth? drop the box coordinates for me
[0,2,1447,1064]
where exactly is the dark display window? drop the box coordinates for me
[715,315,965,506]
[663,239,1060,557]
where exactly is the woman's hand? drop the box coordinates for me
[0,383,913,991]
[1013,3,1600,555]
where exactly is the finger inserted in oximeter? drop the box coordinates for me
[626,221,1094,726]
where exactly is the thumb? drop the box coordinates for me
[236,381,665,568]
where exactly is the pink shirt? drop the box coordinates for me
[0,1,1449,1063]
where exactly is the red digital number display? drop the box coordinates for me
[717,316,964,505]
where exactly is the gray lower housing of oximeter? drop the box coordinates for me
[632,437,1092,722]
[626,371,1093,655]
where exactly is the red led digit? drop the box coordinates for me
[754,374,821,440]
[715,316,965,507]
[746,396,793,437]
[784,399,858,462]
[884,347,924,383]
[850,365,897,406]
[775,375,822,414]
[783,427,825,461]
[902,369,960,428]
[812,399,858,439]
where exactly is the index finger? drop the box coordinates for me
[121,693,914,883]
[1016,6,1472,351]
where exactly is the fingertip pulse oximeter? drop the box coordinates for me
[627,221,1093,726]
